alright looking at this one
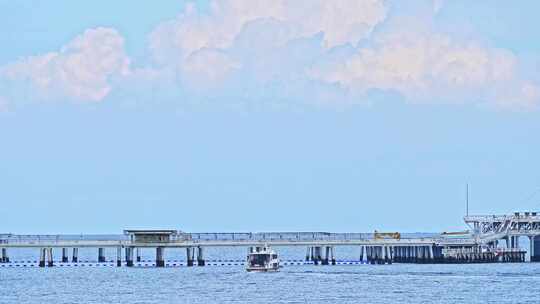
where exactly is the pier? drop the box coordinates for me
[1,212,538,268]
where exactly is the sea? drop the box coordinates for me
[1,247,540,303]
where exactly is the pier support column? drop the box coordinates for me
[136,248,141,262]
[116,247,122,267]
[61,248,68,263]
[197,246,205,266]
[186,247,194,267]
[125,247,134,267]
[156,247,165,267]
[322,247,330,265]
[39,248,46,267]
[1,248,8,263]
[46,248,54,267]
[72,248,78,263]
[312,247,322,265]
[330,246,336,265]
[305,247,311,261]
[98,248,106,263]
[359,246,364,263]
[508,236,519,249]
[532,236,540,262]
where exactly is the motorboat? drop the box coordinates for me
[246,245,279,272]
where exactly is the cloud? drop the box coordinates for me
[145,0,539,108]
[150,0,386,60]
[1,27,129,102]
[1,1,539,110]
[309,21,540,108]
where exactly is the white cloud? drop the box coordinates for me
[2,27,129,102]
[145,0,539,109]
[1,1,539,110]
[182,48,240,88]
[310,26,539,107]
[149,0,387,85]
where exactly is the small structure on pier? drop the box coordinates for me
[124,230,181,243]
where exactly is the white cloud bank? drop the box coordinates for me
[1,27,129,102]
[310,26,539,107]
[0,0,539,109]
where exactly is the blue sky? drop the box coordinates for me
[1,0,540,234]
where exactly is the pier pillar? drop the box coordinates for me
[322,246,330,265]
[330,246,336,265]
[359,246,364,263]
[116,247,122,267]
[532,236,540,262]
[39,248,46,267]
[197,246,205,266]
[366,246,371,264]
[383,246,389,264]
[72,248,78,263]
[1,248,8,263]
[312,246,322,265]
[125,247,134,267]
[136,248,141,262]
[305,247,311,261]
[156,247,165,267]
[370,246,376,264]
[375,246,382,264]
[46,248,54,267]
[186,247,194,267]
[61,248,68,263]
[98,248,106,263]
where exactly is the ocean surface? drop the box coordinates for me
[2,247,540,303]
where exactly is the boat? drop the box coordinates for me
[246,245,280,272]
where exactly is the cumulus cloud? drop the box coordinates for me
[1,1,539,109]
[1,27,129,102]
[149,0,387,86]
[145,0,539,108]
[309,23,540,107]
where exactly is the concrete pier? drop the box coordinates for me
[126,247,134,267]
[136,248,141,262]
[116,247,122,267]
[72,248,78,263]
[47,248,54,267]
[156,247,165,267]
[98,248,106,263]
[62,248,69,263]
[186,247,194,267]
[197,246,205,266]
[39,248,46,267]
[1,248,8,263]
[531,236,540,262]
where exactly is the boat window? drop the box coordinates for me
[249,254,270,266]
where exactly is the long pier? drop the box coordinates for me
[2,211,539,268]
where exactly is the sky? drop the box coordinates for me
[1,0,540,234]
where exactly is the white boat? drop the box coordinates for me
[246,246,280,272]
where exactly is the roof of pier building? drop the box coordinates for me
[123,230,182,243]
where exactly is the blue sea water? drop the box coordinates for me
[2,247,540,303]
